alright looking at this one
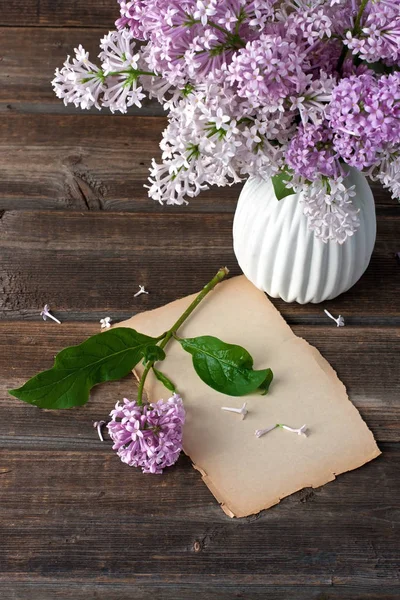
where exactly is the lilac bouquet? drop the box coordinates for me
[53,0,400,243]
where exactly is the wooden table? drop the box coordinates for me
[1,3,399,598]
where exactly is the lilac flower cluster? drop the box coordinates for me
[286,123,340,181]
[53,0,400,243]
[344,0,400,64]
[107,395,185,474]
[328,73,400,169]
[227,35,309,110]
[53,31,147,112]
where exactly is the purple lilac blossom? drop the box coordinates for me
[227,35,309,110]
[286,123,340,180]
[344,0,400,64]
[328,73,400,169]
[107,395,185,474]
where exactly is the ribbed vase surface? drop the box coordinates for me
[233,169,376,304]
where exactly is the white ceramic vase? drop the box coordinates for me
[233,168,376,304]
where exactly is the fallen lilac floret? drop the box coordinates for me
[40,304,62,325]
[93,420,106,441]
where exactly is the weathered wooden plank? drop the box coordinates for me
[2,583,400,600]
[0,28,163,115]
[0,444,398,585]
[0,211,399,317]
[0,1,117,28]
[0,114,243,211]
[1,321,398,442]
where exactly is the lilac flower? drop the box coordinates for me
[100,316,112,329]
[289,8,333,45]
[116,1,148,39]
[193,0,218,26]
[344,1,400,64]
[52,32,149,113]
[40,304,62,324]
[107,395,185,474]
[286,123,340,181]
[52,45,105,110]
[292,174,360,244]
[100,30,134,72]
[328,73,400,169]
[280,423,308,436]
[289,72,336,126]
[227,35,309,111]
[324,309,345,327]
[368,150,400,199]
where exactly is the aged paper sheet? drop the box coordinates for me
[119,276,381,517]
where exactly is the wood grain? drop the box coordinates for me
[1,3,400,594]
[0,114,245,211]
[0,211,399,317]
[2,584,400,600]
[1,321,398,442]
[0,444,398,589]
[0,1,117,28]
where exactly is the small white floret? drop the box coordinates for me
[40,304,62,325]
[280,424,308,437]
[134,285,149,297]
[255,424,278,438]
[100,317,112,329]
[324,309,345,327]
[93,420,106,442]
[221,402,248,420]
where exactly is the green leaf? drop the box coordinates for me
[153,367,176,393]
[9,327,159,409]
[258,368,274,395]
[142,345,166,363]
[362,60,393,75]
[179,335,272,396]
[271,169,294,200]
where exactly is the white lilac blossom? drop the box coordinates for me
[100,317,112,329]
[280,424,308,436]
[255,424,278,437]
[99,30,147,112]
[368,152,400,200]
[324,309,345,327]
[292,174,360,244]
[54,0,400,243]
[93,420,107,441]
[52,32,150,114]
[221,402,248,419]
[52,45,105,110]
[255,423,308,437]
[134,285,149,297]
[40,304,62,324]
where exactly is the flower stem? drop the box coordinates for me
[336,0,369,72]
[185,14,246,49]
[105,68,158,78]
[353,0,369,34]
[136,266,229,405]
